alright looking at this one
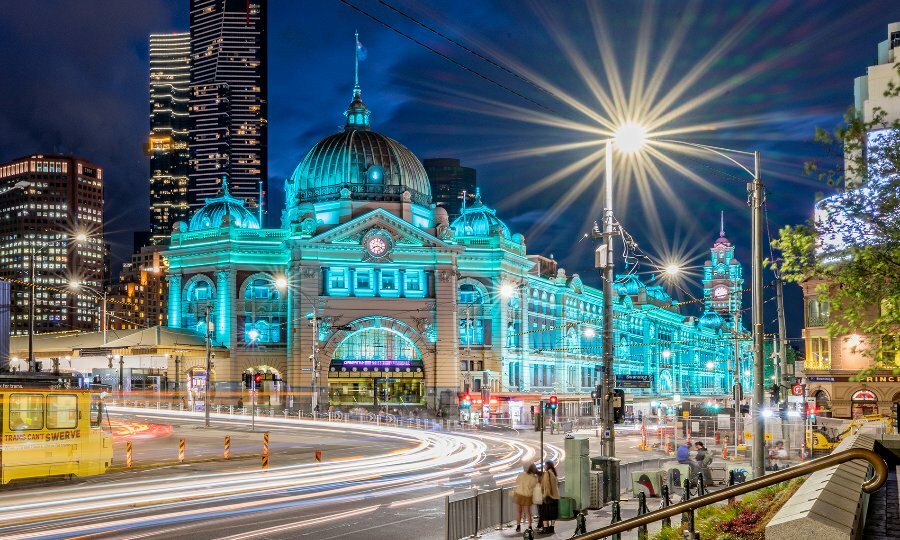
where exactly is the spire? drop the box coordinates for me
[460,189,467,214]
[720,211,725,237]
[221,175,230,197]
[345,31,371,131]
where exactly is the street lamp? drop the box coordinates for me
[664,264,681,276]
[69,279,108,345]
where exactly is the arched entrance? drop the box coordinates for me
[658,370,673,394]
[326,318,426,408]
[813,389,831,416]
[850,389,878,418]
[242,365,285,407]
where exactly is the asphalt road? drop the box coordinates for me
[0,408,563,540]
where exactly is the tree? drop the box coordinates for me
[772,65,900,374]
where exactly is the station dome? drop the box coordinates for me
[286,85,432,209]
[189,179,260,232]
[450,189,511,239]
[698,308,725,330]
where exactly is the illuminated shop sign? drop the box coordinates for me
[340,360,412,368]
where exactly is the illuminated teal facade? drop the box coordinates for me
[164,81,752,412]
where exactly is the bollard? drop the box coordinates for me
[697,472,706,497]
[574,511,587,535]
[665,434,671,454]
[723,445,729,460]
[224,435,231,459]
[126,441,133,468]
[178,438,185,463]
[637,491,649,540]
[315,450,322,462]
[681,478,695,537]
[727,470,737,505]
[262,432,270,470]
[610,500,622,540]
[660,485,672,528]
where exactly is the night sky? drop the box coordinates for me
[2,0,900,346]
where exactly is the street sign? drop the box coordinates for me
[744,431,753,440]
[791,384,804,397]
[614,374,653,389]
[764,433,773,441]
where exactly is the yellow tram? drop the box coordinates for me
[0,383,113,484]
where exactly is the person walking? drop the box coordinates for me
[537,461,561,534]
[694,441,713,486]
[512,463,539,532]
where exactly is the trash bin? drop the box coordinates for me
[558,497,575,519]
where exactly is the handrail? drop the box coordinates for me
[574,448,888,539]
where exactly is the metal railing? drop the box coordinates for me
[573,448,889,539]
[445,487,516,540]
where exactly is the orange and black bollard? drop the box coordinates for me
[126,441,133,468]
[178,438,185,463]
[262,432,269,470]
[315,450,322,462]
[224,435,231,460]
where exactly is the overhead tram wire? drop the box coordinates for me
[376,0,561,103]
[338,0,555,113]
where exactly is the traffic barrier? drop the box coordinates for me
[262,432,269,470]
[315,450,322,462]
[126,441,133,468]
[178,438,185,463]
[224,435,230,459]
[722,445,729,459]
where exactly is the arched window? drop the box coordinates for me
[183,277,215,335]
[241,274,285,344]
[458,283,485,304]
[333,327,421,362]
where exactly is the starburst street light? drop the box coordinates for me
[664,264,681,276]
[614,123,647,154]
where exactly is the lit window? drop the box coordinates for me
[356,270,372,291]
[380,270,397,291]
[328,268,347,291]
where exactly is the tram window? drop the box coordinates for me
[47,394,78,429]
[90,394,103,427]
[9,393,44,430]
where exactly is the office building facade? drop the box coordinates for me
[0,155,105,335]
[148,32,192,245]
[423,158,476,219]
[189,0,267,218]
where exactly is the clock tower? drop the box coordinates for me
[702,213,743,323]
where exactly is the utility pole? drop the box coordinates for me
[205,304,212,428]
[733,312,742,457]
[310,309,319,416]
[749,151,765,479]
[775,276,791,451]
[597,140,616,459]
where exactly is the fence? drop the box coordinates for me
[445,487,516,540]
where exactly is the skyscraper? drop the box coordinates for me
[0,155,105,335]
[149,32,191,245]
[189,0,267,219]
[423,158,476,218]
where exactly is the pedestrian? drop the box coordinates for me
[676,440,697,482]
[512,463,539,532]
[694,441,712,486]
[237,397,244,409]
[537,461,560,534]
[772,440,788,470]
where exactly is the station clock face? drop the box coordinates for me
[713,285,729,299]
[367,236,388,257]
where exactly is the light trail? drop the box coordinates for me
[0,407,562,539]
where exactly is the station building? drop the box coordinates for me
[163,81,752,415]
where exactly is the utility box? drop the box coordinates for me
[564,437,590,510]
[590,455,621,504]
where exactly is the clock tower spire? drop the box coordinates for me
[702,213,743,323]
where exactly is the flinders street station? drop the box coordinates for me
[159,81,752,418]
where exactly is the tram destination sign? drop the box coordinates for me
[615,374,653,389]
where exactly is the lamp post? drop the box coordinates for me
[205,304,213,428]
[68,280,108,345]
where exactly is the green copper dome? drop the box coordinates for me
[450,189,511,239]
[189,179,260,232]
[286,88,432,208]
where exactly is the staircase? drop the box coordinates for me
[863,465,899,540]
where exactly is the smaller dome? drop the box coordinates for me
[434,206,449,227]
[699,308,724,330]
[189,178,261,232]
[614,274,645,296]
[450,189,511,239]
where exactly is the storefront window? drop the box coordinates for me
[806,337,831,370]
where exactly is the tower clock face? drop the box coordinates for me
[713,285,729,299]
[367,236,388,257]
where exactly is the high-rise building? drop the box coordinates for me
[423,158,476,219]
[189,0,267,219]
[148,32,191,245]
[107,245,168,330]
[0,155,105,335]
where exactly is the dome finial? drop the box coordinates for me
[720,210,725,237]
[345,31,371,131]
[221,175,230,197]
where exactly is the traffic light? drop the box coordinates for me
[253,373,262,387]
[548,395,559,411]
[242,373,251,388]
[770,384,781,404]
[613,388,625,423]
[592,384,603,405]
[807,403,817,420]
[460,393,472,409]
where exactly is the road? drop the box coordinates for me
[0,408,563,540]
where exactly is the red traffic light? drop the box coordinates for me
[253,373,262,384]
[549,395,559,405]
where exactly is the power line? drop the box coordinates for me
[376,0,560,102]
[338,0,554,112]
